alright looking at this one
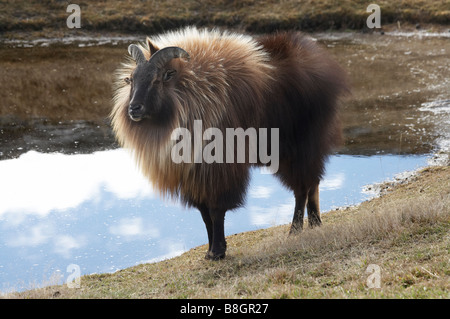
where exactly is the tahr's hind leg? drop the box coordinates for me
[307,183,322,228]
[289,188,308,235]
[289,182,322,234]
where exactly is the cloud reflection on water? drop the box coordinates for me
[0,149,153,218]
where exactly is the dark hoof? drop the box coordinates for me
[308,220,322,228]
[308,216,322,228]
[205,251,226,260]
[289,224,303,235]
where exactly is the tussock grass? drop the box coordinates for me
[10,166,450,299]
[240,196,448,275]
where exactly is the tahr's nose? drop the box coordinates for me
[128,102,145,121]
[129,103,144,112]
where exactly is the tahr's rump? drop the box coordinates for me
[111,27,349,260]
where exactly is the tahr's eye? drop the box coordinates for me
[163,69,177,82]
[124,77,132,85]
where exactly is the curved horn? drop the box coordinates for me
[148,46,190,69]
[128,44,147,64]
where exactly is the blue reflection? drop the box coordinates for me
[0,149,429,292]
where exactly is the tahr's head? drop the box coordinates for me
[125,40,190,122]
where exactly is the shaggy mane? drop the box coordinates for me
[111,27,274,207]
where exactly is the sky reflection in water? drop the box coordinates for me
[0,149,429,292]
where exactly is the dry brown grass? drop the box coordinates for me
[1,0,449,36]
[10,166,449,299]
[0,45,122,123]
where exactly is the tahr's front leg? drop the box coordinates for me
[199,205,213,257]
[207,208,227,260]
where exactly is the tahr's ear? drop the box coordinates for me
[147,38,160,56]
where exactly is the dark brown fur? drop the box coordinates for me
[259,32,347,233]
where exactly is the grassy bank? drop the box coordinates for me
[12,165,449,299]
[1,0,449,37]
